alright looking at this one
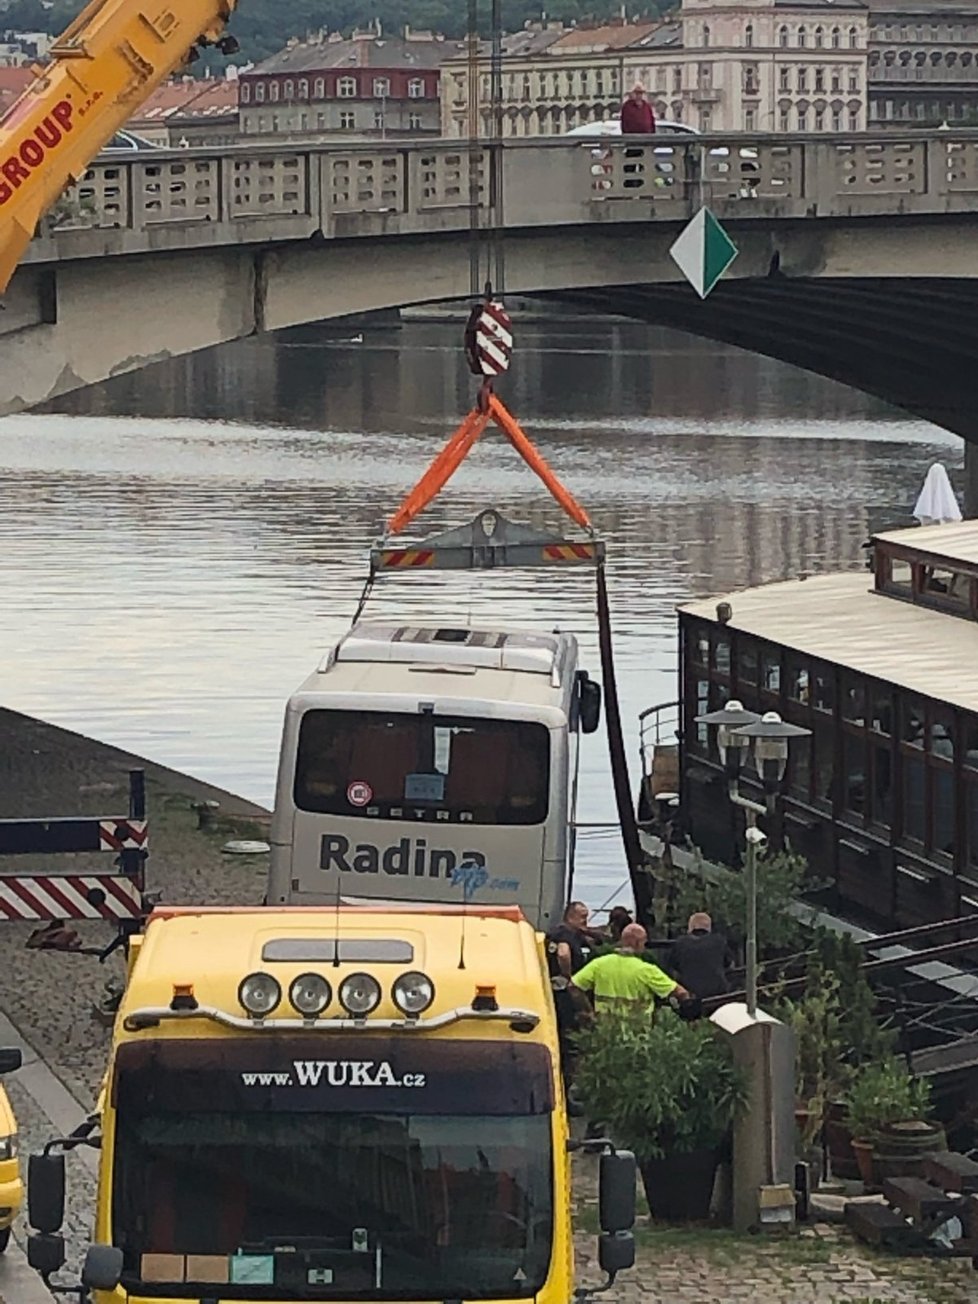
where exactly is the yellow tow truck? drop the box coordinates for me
[0,1046,23,1254]
[26,905,636,1302]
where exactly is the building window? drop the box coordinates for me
[779,68,790,92]
[815,26,824,48]
[240,82,250,104]
[797,68,808,92]
[270,81,281,102]
[779,25,789,48]
[409,112,422,130]
[780,109,790,130]
[849,26,859,48]
[373,77,390,98]
[745,108,756,130]
[744,63,759,95]
[340,111,355,130]
[408,77,424,99]
[284,79,294,99]
[373,110,384,129]
[815,68,825,93]
[832,110,842,130]
[798,108,808,130]
[814,107,825,130]
[831,26,841,49]
[831,71,841,94]
[849,108,859,130]
[698,63,712,90]
[298,78,309,99]
[255,83,265,103]
[673,67,682,92]
[702,24,710,47]
[745,23,754,47]
[848,69,859,93]
[338,77,356,98]
[798,26,807,48]
[314,77,325,98]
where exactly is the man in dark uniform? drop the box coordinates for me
[546,901,602,1096]
[668,912,733,1000]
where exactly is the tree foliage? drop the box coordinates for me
[1,0,676,64]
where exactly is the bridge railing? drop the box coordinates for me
[24,130,978,265]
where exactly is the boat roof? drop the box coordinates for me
[682,571,978,714]
[874,520,978,569]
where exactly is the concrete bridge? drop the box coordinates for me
[7,130,978,504]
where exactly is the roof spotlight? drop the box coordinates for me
[392,971,435,1017]
[238,972,281,1018]
[339,972,382,1017]
[289,972,332,1018]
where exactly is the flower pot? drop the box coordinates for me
[851,1137,875,1188]
[872,1120,947,1184]
[640,1148,719,1221]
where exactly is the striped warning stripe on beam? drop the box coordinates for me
[98,819,148,852]
[542,543,597,563]
[377,549,436,569]
[0,873,144,920]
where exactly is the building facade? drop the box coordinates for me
[239,27,446,140]
[868,2,978,128]
[443,0,870,138]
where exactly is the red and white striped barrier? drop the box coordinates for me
[0,872,143,920]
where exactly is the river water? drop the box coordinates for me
[0,316,963,906]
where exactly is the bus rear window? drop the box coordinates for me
[294,710,551,826]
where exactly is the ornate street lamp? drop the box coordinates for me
[695,702,812,1016]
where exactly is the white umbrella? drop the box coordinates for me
[913,463,962,526]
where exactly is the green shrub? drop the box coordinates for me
[844,1058,931,1144]
[572,1006,748,1161]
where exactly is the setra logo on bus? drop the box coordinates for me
[0,100,74,204]
[321,834,486,878]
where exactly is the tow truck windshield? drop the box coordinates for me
[114,1112,553,1300]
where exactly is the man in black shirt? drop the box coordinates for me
[546,901,602,1095]
[668,912,733,1000]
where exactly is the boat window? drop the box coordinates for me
[690,622,710,667]
[870,687,893,736]
[814,724,834,807]
[933,769,956,858]
[902,755,926,843]
[736,638,757,687]
[786,654,810,704]
[965,719,978,770]
[968,783,978,867]
[870,742,893,828]
[842,733,866,817]
[901,698,926,748]
[918,565,970,613]
[842,675,865,724]
[787,725,811,800]
[293,710,550,826]
[881,553,913,596]
[759,646,780,694]
[929,709,955,763]
[712,631,731,677]
[813,665,835,713]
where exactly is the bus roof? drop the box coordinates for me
[682,571,978,713]
[292,622,579,712]
[119,906,550,1037]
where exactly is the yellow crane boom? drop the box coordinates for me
[0,0,239,293]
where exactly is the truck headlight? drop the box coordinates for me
[238,972,282,1017]
[289,973,332,1018]
[0,1136,15,1161]
[339,973,381,1017]
[392,971,435,1016]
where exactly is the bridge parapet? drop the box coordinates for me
[19,130,978,268]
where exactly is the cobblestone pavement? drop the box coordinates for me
[573,1155,978,1304]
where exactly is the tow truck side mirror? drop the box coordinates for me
[0,1047,21,1074]
[598,1149,636,1279]
[82,1244,124,1291]
[27,1232,65,1277]
[28,1153,65,1233]
[577,674,602,735]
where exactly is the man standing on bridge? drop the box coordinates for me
[620,84,656,135]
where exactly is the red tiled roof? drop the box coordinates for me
[130,78,237,124]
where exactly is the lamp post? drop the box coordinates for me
[694,701,811,1016]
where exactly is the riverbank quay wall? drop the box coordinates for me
[2,133,978,508]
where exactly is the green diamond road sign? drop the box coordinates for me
[669,207,738,300]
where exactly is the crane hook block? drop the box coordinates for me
[464,300,513,378]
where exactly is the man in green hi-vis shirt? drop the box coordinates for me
[572,923,690,1011]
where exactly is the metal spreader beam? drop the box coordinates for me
[371,508,605,573]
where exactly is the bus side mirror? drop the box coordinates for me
[28,1153,65,1233]
[0,1047,21,1074]
[577,674,602,735]
[82,1244,124,1291]
[599,1149,636,1232]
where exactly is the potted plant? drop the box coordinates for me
[844,1058,940,1187]
[783,973,852,1184]
[572,1006,747,1221]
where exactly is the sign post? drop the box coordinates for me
[669,207,738,299]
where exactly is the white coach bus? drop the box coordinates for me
[266,621,601,930]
